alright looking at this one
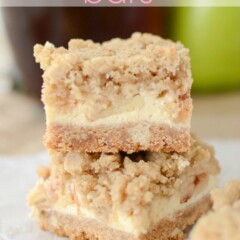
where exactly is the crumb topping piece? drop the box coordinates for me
[34,33,192,118]
[211,179,240,211]
[191,179,240,240]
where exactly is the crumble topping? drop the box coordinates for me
[30,137,219,219]
[191,179,240,240]
[34,33,192,119]
[211,179,240,211]
[37,166,50,180]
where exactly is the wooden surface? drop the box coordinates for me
[0,92,45,155]
[0,91,239,156]
[192,92,240,140]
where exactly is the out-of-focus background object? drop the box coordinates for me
[2,7,167,98]
[0,9,45,155]
[0,8,12,94]
[0,7,240,156]
[172,7,240,93]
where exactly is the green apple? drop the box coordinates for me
[172,7,240,93]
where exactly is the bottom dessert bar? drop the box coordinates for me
[28,137,220,240]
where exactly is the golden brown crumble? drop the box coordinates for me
[34,33,192,116]
[37,166,50,180]
[211,179,240,211]
[191,179,240,240]
[30,137,219,220]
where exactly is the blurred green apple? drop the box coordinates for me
[172,7,240,93]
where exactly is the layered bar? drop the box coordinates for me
[191,179,240,240]
[28,137,220,240]
[34,33,193,153]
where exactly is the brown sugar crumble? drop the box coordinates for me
[34,33,192,112]
[191,179,240,240]
[40,137,219,218]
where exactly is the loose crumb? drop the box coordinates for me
[191,179,240,240]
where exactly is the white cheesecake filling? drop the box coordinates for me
[52,175,218,236]
[46,94,191,128]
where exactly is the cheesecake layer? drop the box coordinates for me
[33,195,211,240]
[28,137,220,238]
[34,32,193,153]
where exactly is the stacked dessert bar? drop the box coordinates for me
[28,33,220,240]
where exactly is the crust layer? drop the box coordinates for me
[37,195,211,240]
[45,122,190,153]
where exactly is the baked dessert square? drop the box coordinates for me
[28,137,220,240]
[190,179,240,240]
[34,33,193,153]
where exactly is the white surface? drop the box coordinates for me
[0,140,240,240]
[0,152,67,240]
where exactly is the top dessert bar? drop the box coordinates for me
[35,33,193,153]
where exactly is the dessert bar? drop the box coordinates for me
[34,33,193,153]
[28,137,220,240]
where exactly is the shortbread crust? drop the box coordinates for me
[28,137,220,239]
[45,122,190,153]
[34,33,193,153]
